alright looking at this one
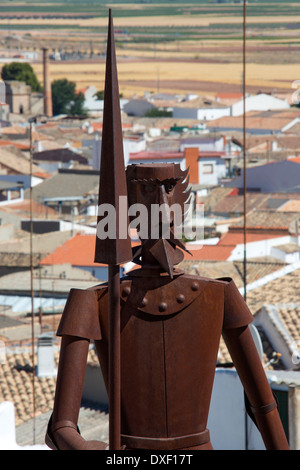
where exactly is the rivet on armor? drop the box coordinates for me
[141,298,147,307]
[191,282,199,291]
[159,302,167,312]
[176,294,185,303]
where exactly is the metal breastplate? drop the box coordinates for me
[96,273,224,440]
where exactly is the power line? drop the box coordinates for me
[243,0,247,303]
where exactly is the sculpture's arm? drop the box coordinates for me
[222,325,289,450]
[46,335,107,450]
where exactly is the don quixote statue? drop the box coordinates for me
[45,10,289,451]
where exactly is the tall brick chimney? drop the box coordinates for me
[184,147,199,184]
[42,48,53,117]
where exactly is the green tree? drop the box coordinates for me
[94,89,104,100]
[144,108,172,118]
[69,91,86,116]
[94,90,123,100]
[51,78,87,116]
[1,62,42,92]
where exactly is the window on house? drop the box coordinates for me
[202,164,214,174]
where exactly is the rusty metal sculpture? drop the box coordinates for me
[45,10,289,451]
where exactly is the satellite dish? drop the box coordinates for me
[249,324,264,361]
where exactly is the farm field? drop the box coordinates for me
[31,59,299,98]
[0,2,299,98]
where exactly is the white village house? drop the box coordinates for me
[231,93,290,116]
[172,93,290,121]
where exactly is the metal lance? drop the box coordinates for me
[94,9,132,450]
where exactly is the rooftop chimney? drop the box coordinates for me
[184,147,199,184]
[37,332,56,377]
[42,48,53,117]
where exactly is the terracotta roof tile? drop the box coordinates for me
[1,199,56,217]
[180,259,243,286]
[0,139,29,151]
[231,210,299,231]
[184,244,234,261]
[41,234,100,267]
[218,230,284,246]
[277,199,300,212]
[0,147,42,175]
[207,112,298,132]
[181,257,287,290]
[0,125,26,135]
[233,258,286,285]
[211,193,269,215]
[247,268,300,314]
[40,234,139,268]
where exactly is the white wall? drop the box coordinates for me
[228,235,296,261]
[128,157,185,169]
[173,106,230,121]
[270,246,300,264]
[172,107,198,120]
[231,93,290,116]
[208,368,265,450]
[0,401,16,448]
[288,387,300,450]
[197,107,231,121]
[198,158,226,186]
[180,136,225,153]
[76,265,108,281]
[92,137,146,168]
[123,137,146,166]
[0,401,48,450]
[253,305,297,370]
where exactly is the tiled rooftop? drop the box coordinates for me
[265,304,300,345]
[204,187,300,217]
[0,199,56,217]
[207,109,300,132]
[181,258,287,288]
[209,193,268,216]
[247,267,300,314]
[0,346,100,429]
[0,349,58,426]
[232,209,300,231]
[184,245,235,261]
[218,230,285,246]
[0,146,42,175]
[233,258,287,285]
[41,234,102,268]
[181,259,243,286]
[278,200,300,212]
